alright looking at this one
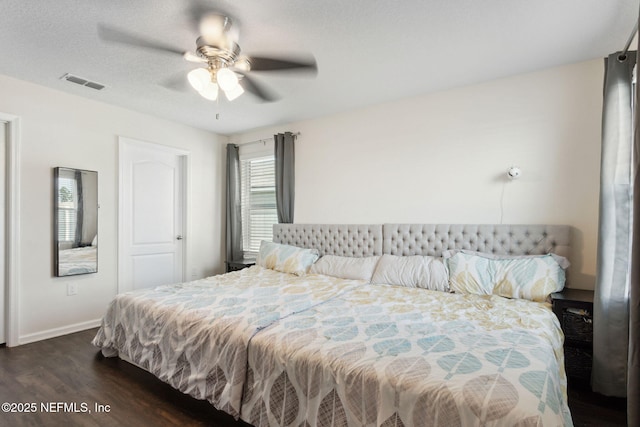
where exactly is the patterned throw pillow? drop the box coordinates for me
[256,241,320,276]
[444,251,567,302]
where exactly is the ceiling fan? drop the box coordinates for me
[98,11,317,102]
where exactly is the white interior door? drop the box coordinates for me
[119,138,186,292]
[0,122,6,344]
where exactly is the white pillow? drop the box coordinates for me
[371,254,449,292]
[309,255,380,281]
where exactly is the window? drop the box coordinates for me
[57,175,78,242]
[240,154,277,257]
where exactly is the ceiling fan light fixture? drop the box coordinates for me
[225,25,240,44]
[187,68,211,92]
[98,11,318,105]
[199,14,227,44]
[235,57,251,72]
[183,51,206,63]
[224,84,244,101]
[201,14,240,47]
[199,82,219,100]
[217,68,239,91]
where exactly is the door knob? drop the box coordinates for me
[176,235,183,240]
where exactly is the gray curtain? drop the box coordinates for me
[630,40,640,427]
[593,51,636,398]
[74,170,83,247]
[225,144,243,261]
[275,132,295,223]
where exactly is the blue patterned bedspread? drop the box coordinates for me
[92,267,364,418]
[241,283,572,426]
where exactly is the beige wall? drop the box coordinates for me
[0,74,226,343]
[0,56,604,344]
[232,59,604,290]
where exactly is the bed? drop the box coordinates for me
[93,223,573,426]
[57,245,97,275]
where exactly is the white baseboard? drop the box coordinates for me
[18,319,102,345]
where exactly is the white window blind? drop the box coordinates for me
[240,155,277,257]
[58,176,78,242]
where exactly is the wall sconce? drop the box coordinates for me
[507,166,521,180]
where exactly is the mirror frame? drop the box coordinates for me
[53,167,98,277]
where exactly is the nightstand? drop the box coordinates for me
[225,259,255,273]
[551,289,594,384]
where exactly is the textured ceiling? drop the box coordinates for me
[0,0,637,135]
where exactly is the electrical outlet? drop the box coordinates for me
[191,267,197,279]
[67,283,78,296]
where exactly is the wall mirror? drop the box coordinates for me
[54,167,98,276]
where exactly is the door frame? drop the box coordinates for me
[117,137,191,293]
[0,112,21,347]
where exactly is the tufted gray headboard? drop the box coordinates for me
[382,224,570,259]
[273,224,383,256]
[273,223,571,260]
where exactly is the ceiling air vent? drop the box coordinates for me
[60,73,105,91]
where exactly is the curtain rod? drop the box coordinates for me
[620,21,639,59]
[239,132,301,147]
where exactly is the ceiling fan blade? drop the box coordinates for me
[160,71,191,92]
[183,52,207,63]
[237,73,279,102]
[248,55,317,73]
[98,24,186,57]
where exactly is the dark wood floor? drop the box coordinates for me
[0,328,248,426]
[0,328,628,426]
[567,378,627,427]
